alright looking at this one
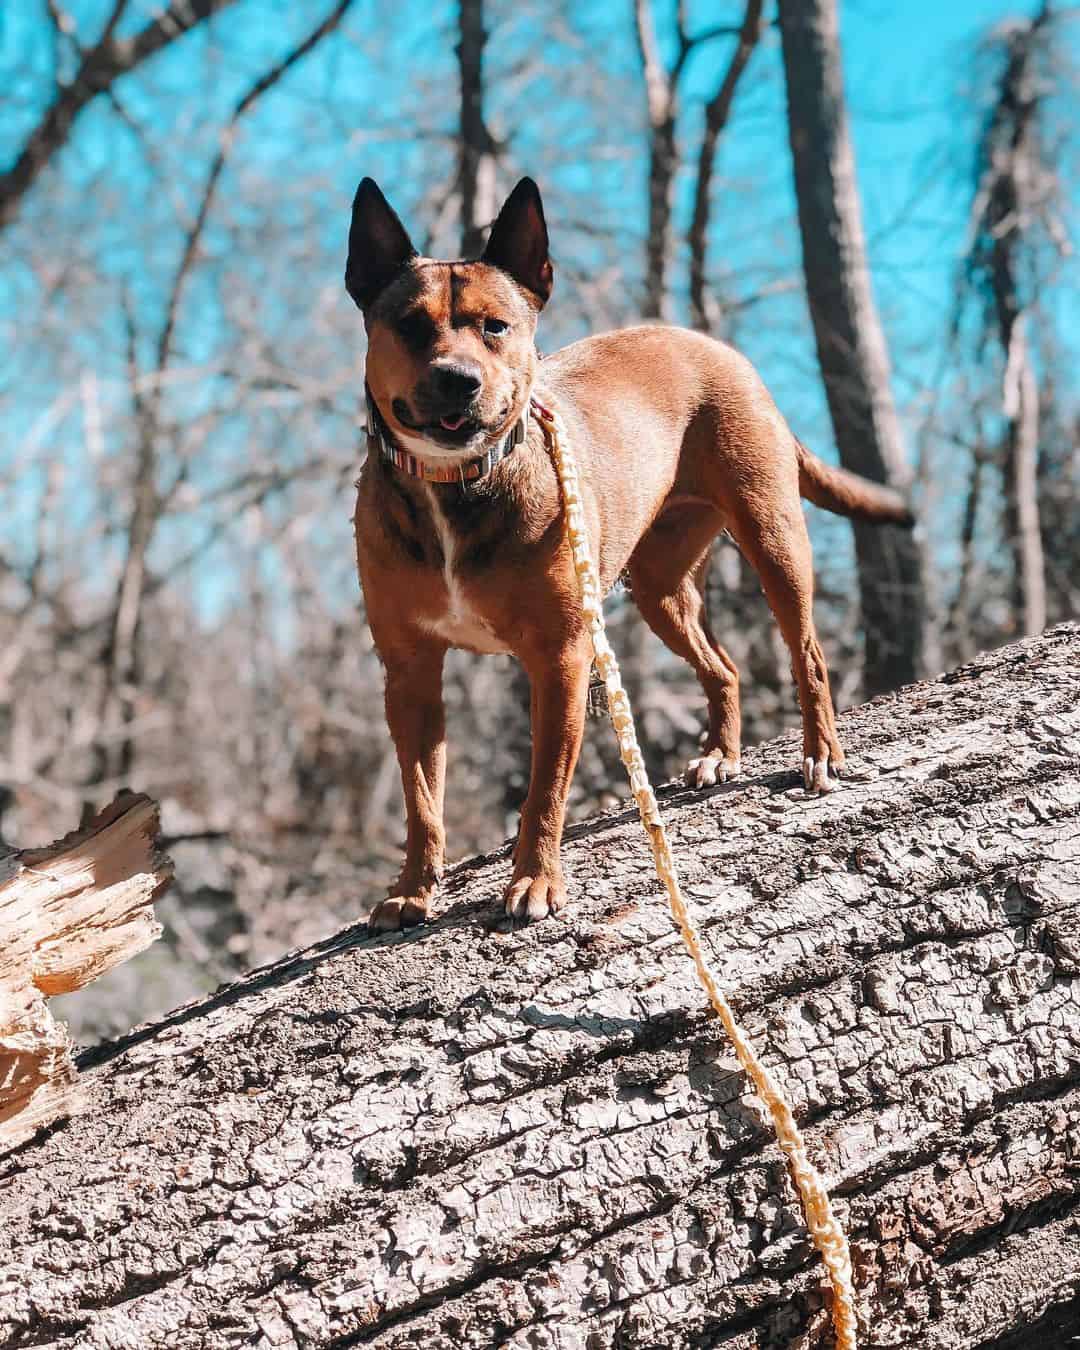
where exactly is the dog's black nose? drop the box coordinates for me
[430,360,482,404]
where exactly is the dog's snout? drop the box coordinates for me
[431,360,483,404]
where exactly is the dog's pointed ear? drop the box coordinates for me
[345,178,417,310]
[482,177,553,307]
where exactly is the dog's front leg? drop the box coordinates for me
[369,642,447,932]
[505,636,591,921]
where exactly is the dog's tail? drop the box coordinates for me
[796,439,915,528]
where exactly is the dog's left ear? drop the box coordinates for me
[482,178,553,307]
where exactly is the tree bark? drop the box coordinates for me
[0,793,171,1148]
[457,0,498,258]
[633,0,678,322]
[778,0,925,698]
[2,626,1079,1348]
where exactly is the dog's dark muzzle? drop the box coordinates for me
[409,360,488,439]
[426,359,483,413]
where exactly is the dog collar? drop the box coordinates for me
[365,386,529,485]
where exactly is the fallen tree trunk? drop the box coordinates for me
[0,792,171,1147]
[1,626,1078,1348]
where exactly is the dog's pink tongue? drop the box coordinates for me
[440,414,466,431]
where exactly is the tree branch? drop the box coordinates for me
[85,0,358,805]
[633,0,673,128]
[155,0,357,382]
[0,0,237,230]
[687,0,765,331]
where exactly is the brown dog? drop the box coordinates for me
[346,177,912,931]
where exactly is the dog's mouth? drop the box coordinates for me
[422,413,483,446]
[390,396,511,453]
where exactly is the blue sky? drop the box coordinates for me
[2,0,1076,617]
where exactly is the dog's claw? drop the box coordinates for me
[503,873,567,922]
[685,754,741,789]
[368,896,430,932]
[803,754,841,795]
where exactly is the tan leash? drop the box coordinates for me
[532,396,859,1350]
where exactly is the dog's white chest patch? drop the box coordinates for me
[420,487,510,656]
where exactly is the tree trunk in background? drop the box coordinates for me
[3,627,1078,1348]
[634,0,678,321]
[91,313,160,801]
[984,9,1049,639]
[1001,317,1045,635]
[948,448,987,663]
[642,114,677,321]
[952,4,1056,647]
[628,0,682,748]
[687,0,764,333]
[457,0,498,257]
[778,0,924,697]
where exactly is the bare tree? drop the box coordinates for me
[960,3,1067,638]
[633,0,680,320]
[778,0,924,695]
[632,1,751,319]
[0,0,241,230]
[457,0,499,256]
[89,0,359,802]
[686,0,765,332]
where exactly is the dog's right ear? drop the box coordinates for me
[345,178,417,311]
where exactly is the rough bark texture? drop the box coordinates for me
[778,0,925,697]
[0,793,171,1147]
[2,627,1079,1349]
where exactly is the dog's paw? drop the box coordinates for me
[685,754,741,789]
[803,752,842,795]
[368,895,431,933]
[503,871,567,922]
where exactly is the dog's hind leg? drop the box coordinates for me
[628,501,742,788]
[724,486,844,794]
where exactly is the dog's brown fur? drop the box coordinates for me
[347,178,912,930]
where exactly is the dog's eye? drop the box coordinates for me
[396,312,434,348]
[483,318,509,337]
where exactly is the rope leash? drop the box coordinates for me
[531,397,859,1350]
